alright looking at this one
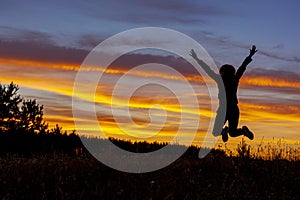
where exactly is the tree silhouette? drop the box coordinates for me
[0,82,48,135]
[0,82,21,132]
[0,82,85,155]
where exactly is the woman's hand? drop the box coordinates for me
[189,49,198,60]
[249,45,258,57]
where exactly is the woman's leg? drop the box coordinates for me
[212,106,227,136]
[228,106,243,137]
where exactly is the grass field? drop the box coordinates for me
[0,139,299,200]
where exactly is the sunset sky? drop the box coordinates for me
[0,0,300,147]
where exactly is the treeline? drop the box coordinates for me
[0,82,214,157]
[0,124,83,155]
[0,82,82,155]
[109,138,213,158]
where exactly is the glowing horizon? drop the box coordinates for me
[1,55,300,147]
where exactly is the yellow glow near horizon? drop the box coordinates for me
[1,57,300,146]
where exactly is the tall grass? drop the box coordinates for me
[0,138,299,199]
[219,137,300,161]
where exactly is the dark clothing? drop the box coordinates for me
[222,73,242,105]
[212,104,243,136]
[224,104,243,137]
[222,57,251,105]
[198,56,252,136]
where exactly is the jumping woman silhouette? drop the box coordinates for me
[190,45,257,142]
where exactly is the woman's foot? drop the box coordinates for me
[242,126,254,140]
[221,126,229,142]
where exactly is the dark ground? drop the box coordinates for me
[0,149,299,200]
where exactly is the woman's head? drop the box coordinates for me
[219,64,236,77]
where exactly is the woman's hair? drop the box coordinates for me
[219,64,236,77]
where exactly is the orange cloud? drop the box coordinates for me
[241,76,300,89]
[1,56,300,146]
